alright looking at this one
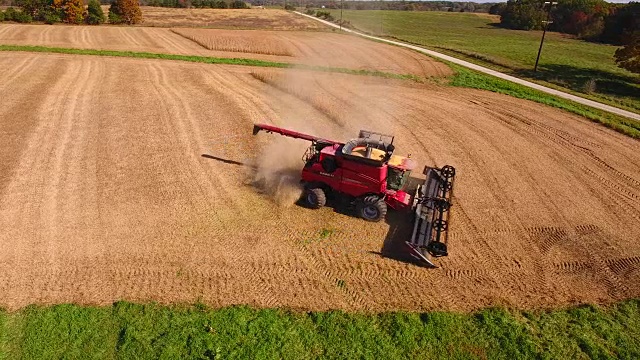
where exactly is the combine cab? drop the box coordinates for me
[253,123,456,267]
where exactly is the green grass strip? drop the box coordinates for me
[0,44,291,67]
[1,300,640,359]
[0,310,7,360]
[448,63,640,139]
[0,44,418,81]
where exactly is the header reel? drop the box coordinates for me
[406,165,456,267]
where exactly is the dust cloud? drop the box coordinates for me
[252,133,309,207]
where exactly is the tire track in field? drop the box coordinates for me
[245,72,640,309]
[474,99,640,227]
[2,55,640,311]
[152,28,208,55]
[144,63,289,309]
[0,56,39,91]
[495,105,640,297]
[452,95,634,282]
[271,76,471,309]
[79,26,90,47]
[0,56,63,197]
[389,90,587,302]
[485,102,640,190]
[0,24,12,37]
[148,63,242,210]
[0,57,89,307]
[243,74,380,309]
[117,27,142,47]
[606,256,640,277]
[195,67,361,309]
[206,69,377,309]
[493,106,640,226]
[37,25,53,44]
[39,59,97,269]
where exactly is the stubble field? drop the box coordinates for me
[138,7,328,29]
[1,26,639,312]
[0,24,450,77]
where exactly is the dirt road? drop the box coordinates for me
[0,52,639,312]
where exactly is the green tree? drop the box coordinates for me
[4,7,17,21]
[15,0,48,19]
[489,3,507,15]
[86,0,105,24]
[601,2,640,45]
[500,0,547,30]
[615,32,640,73]
[13,10,33,22]
[550,0,610,38]
[230,0,247,9]
[109,0,142,24]
[42,8,62,23]
[0,11,4,21]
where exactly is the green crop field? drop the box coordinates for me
[326,10,640,114]
[1,301,640,359]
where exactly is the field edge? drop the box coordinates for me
[447,63,640,139]
[0,299,639,359]
[0,44,422,81]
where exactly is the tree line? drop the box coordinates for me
[492,0,639,73]
[141,0,248,9]
[0,0,141,24]
[251,1,494,13]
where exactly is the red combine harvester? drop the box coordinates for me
[253,123,456,267]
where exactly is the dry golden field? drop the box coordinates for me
[0,24,450,77]
[1,48,639,311]
[1,9,639,312]
[139,7,328,29]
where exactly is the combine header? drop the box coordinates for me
[253,123,456,267]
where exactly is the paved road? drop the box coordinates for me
[296,12,640,122]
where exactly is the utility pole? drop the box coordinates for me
[340,0,344,31]
[534,1,557,72]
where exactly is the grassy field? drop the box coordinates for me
[327,10,640,114]
[0,300,639,359]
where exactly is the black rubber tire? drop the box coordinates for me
[357,195,387,222]
[305,188,326,209]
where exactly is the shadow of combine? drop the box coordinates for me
[201,154,254,168]
[370,209,426,266]
[295,192,426,266]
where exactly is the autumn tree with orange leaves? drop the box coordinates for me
[51,0,83,24]
[108,0,142,24]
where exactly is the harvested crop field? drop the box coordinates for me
[138,7,327,30]
[171,28,451,76]
[0,24,208,55]
[1,51,639,312]
[0,24,450,77]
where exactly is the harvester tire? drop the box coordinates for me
[357,195,387,222]
[305,188,326,209]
